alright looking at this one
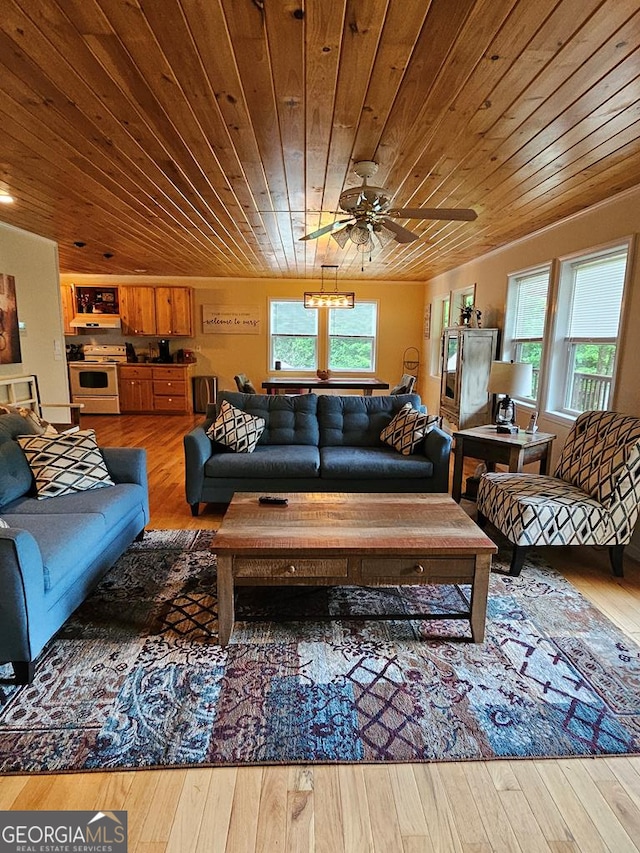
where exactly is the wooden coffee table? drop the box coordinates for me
[215,492,497,646]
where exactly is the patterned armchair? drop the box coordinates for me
[477,410,640,577]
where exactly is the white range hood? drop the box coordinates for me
[70,313,121,329]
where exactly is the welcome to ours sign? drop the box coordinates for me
[202,305,262,334]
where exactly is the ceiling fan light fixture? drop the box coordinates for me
[304,264,355,309]
[331,227,350,248]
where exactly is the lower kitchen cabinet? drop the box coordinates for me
[119,364,193,413]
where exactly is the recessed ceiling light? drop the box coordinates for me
[0,193,15,204]
[73,241,86,248]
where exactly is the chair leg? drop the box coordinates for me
[509,546,530,577]
[12,661,35,685]
[609,544,625,577]
[190,502,200,517]
[476,511,487,528]
[135,528,145,542]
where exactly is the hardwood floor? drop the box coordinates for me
[3,412,640,852]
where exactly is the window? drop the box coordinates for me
[270,301,318,370]
[328,303,377,372]
[503,242,630,421]
[269,299,378,372]
[503,267,551,402]
[552,247,627,415]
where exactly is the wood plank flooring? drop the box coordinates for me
[3,412,640,852]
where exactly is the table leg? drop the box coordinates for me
[452,438,464,502]
[217,554,235,646]
[540,442,552,474]
[469,553,491,642]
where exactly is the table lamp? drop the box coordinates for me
[487,361,533,433]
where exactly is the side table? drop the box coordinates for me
[452,425,557,503]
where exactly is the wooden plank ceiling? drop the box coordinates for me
[1,0,640,281]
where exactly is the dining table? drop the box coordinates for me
[261,377,390,396]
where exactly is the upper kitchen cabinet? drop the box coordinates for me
[119,286,157,336]
[118,285,193,336]
[61,284,77,336]
[155,287,193,337]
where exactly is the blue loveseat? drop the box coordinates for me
[184,392,451,513]
[0,412,149,684]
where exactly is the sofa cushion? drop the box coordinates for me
[17,429,114,499]
[217,392,320,445]
[0,404,57,435]
[0,440,34,507]
[208,400,265,453]
[4,482,146,529]
[206,444,320,478]
[317,394,423,447]
[380,403,438,455]
[0,411,43,442]
[320,446,434,479]
[8,512,112,593]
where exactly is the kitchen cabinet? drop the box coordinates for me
[155,287,193,336]
[61,285,77,336]
[118,364,193,413]
[118,366,154,412]
[439,327,499,430]
[119,286,156,336]
[118,286,193,336]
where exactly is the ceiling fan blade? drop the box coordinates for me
[379,218,419,243]
[300,218,354,241]
[387,207,477,221]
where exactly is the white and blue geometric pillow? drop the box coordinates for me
[208,400,265,453]
[17,429,114,500]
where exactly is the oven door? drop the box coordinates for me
[69,363,118,397]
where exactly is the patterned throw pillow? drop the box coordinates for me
[17,429,114,500]
[207,400,265,453]
[380,403,437,456]
[0,405,58,435]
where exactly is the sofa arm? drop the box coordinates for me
[184,424,214,508]
[0,530,47,663]
[423,426,452,493]
[102,447,150,523]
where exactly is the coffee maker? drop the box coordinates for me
[158,339,172,363]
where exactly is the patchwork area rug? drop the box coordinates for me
[1,529,640,773]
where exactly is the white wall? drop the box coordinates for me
[0,222,69,410]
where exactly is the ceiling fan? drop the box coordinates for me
[300,161,477,251]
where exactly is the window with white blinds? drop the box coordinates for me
[512,270,549,339]
[557,244,629,415]
[504,266,551,402]
[568,252,626,339]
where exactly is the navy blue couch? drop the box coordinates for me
[0,412,149,684]
[184,392,451,514]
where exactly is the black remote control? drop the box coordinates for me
[258,496,288,506]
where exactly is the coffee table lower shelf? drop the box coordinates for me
[216,552,492,645]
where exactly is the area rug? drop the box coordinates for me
[1,529,639,774]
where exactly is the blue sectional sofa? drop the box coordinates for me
[184,392,451,514]
[0,412,149,684]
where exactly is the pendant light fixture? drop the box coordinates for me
[304,264,355,309]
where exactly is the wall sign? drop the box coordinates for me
[202,304,262,335]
